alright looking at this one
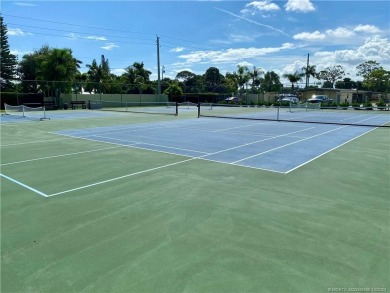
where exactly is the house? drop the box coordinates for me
[300,88,378,104]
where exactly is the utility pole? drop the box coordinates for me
[157,36,161,96]
[306,53,310,88]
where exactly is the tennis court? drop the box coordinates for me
[1,108,389,292]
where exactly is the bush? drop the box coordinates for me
[352,102,361,108]
[377,99,386,107]
[338,101,349,107]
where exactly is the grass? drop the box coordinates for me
[1,111,389,292]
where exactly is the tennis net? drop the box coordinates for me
[89,100,178,116]
[198,103,390,127]
[3,103,49,121]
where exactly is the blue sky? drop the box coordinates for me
[3,0,390,85]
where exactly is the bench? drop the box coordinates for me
[70,100,86,109]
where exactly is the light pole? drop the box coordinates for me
[162,66,165,80]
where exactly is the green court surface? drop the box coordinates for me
[1,111,389,292]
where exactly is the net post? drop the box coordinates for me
[175,102,178,116]
[3,103,8,115]
[40,106,50,120]
[197,102,200,118]
[277,104,280,121]
[22,105,26,118]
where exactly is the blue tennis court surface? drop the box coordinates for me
[55,118,376,173]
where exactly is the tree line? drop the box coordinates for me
[1,15,389,98]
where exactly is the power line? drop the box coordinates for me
[9,29,155,46]
[3,13,155,36]
[7,23,154,42]
[5,13,230,52]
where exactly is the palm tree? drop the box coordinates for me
[249,66,264,92]
[122,62,152,94]
[235,65,250,97]
[283,71,304,90]
[261,71,282,93]
[302,65,316,88]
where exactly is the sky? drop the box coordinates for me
[2,0,390,86]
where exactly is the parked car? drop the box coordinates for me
[277,94,299,104]
[308,95,332,104]
[225,97,241,103]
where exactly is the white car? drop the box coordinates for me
[277,94,299,103]
[308,95,332,103]
[225,97,241,103]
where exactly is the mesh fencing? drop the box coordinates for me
[89,100,178,116]
[198,103,390,127]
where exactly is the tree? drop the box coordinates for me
[249,66,264,92]
[203,67,222,92]
[225,72,238,94]
[39,48,81,96]
[184,74,204,93]
[176,70,196,93]
[176,70,195,84]
[0,15,18,91]
[317,65,346,88]
[163,81,183,96]
[302,64,316,88]
[335,77,357,89]
[356,60,382,79]
[235,65,250,95]
[283,71,304,90]
[261,71,282,93]
[18,45,81,96]
[85,55,113,93]
[363,68,390,92]
[121,62,152,94]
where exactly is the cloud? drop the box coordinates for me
[14,2,37,6]
[177,43,296,65]
[85,35,107,41]
[293,31,325,40]
[111,68,126,76]
[101,43,118,50]
[293,25,383,44]
[236,61,254,68]
[215,7,289,37]
[284,0,315,12]
[312,35,390,76]
[326,27,355,38]
[241,1,280,15]
[8,28,32,36]
[67,33,107,41]
[211,33,258,45]
[354,24,381,34]
[11,49,31,56]
[170,47,185,53]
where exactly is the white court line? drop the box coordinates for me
[51,119,212,137]
[0,137,73,147]
[285,127,377,173]
[1,146,124,166]
[46,158,196,197]
[232,125,349,164]
[55,132,207,158]
[211,121,274,132]
[199,126,315,158]
[91,135,209,155]
[45,126,314,197]
[0,173,48,197]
